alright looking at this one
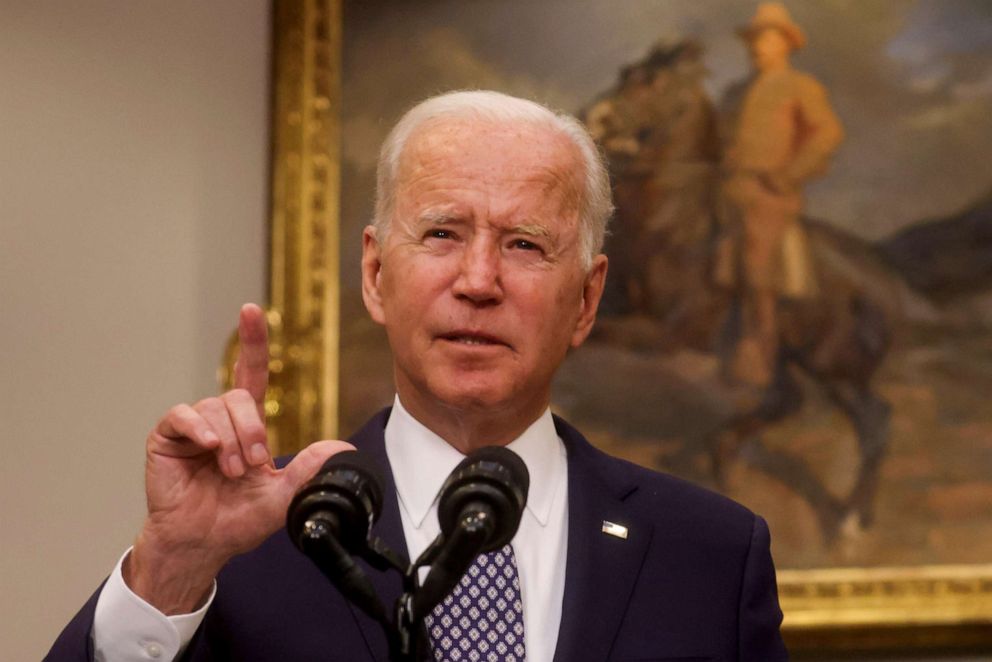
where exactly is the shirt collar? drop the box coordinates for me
[384,395,564,530]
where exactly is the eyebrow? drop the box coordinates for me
[509,223,553,240]
[413,211,555,242]
[416,209,460,225]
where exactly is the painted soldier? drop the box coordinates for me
[715,2,844,387]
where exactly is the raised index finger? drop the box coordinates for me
[234,303,269,412]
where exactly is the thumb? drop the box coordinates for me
[279,440,357,495]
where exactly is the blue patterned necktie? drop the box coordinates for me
[426,543,526,661]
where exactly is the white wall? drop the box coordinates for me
[0,1,269,658]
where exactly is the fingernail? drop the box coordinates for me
[204,431,219,445]
[249,443,268,465]
[228,455,245,477]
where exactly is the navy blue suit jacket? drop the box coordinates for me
[49,409,787,660]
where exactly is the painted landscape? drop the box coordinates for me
[337,0,992,570]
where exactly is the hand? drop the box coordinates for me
[125,303,353,614]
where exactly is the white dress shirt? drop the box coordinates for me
[92,396,569,661]
[386,397,568,662]
[91,550,213,661]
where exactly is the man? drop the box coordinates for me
[50,91,787,660]
[715,2,844,388]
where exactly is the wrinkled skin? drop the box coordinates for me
[128,304,353,614]
[362,118,608,452]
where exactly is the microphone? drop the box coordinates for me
[286,451,388,623]
[414,446,529,616]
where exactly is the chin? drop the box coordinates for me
[436,387,512,413]
[428,376,517,413]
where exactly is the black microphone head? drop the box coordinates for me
[286,450,385,554]
[437,446,529,552]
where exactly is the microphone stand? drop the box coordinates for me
[293,446,525,661]
[396,510,492,661]
[297,521,416,660]
[301,514,491,662]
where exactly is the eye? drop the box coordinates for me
[510,238,541,251]
[426,228,454,240]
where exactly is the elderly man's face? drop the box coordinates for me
[362,118,607,430]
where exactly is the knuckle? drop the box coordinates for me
[165,403,193,421]
[222,388,253,405]
[166,403,187,416]
[194,397,224,414]
[242,421,267,444]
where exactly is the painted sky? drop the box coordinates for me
[343,0,992,242]
[345,0,992,244]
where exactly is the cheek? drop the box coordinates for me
[382,259,454,324]
[517,281,582,343]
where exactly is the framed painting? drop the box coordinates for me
[256,0,992,652]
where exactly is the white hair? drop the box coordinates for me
[373,90,613,269]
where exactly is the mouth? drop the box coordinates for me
[438,330,510,348]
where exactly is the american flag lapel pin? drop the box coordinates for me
[601,520,628,539]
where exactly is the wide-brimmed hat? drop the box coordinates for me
[737,2,806,50]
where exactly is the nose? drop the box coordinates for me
[451,235,503,306]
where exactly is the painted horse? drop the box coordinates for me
[581,41,896,542]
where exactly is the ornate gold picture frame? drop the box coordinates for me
[253,0,992,653]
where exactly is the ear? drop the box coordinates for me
[570,254,608,348]
[361,225,386,325]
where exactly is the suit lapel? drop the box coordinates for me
[341,410,653,661]
[553,418,653,662]
[346,408,408,662]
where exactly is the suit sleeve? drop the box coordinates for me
[44,584,101,662]
[45,550,214,661]
[738,515,789,660]
[45,589,213,662]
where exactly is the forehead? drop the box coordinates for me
[395,117,584,211]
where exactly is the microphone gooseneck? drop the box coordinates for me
[414,446,530,617]
[285,444,530,661]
